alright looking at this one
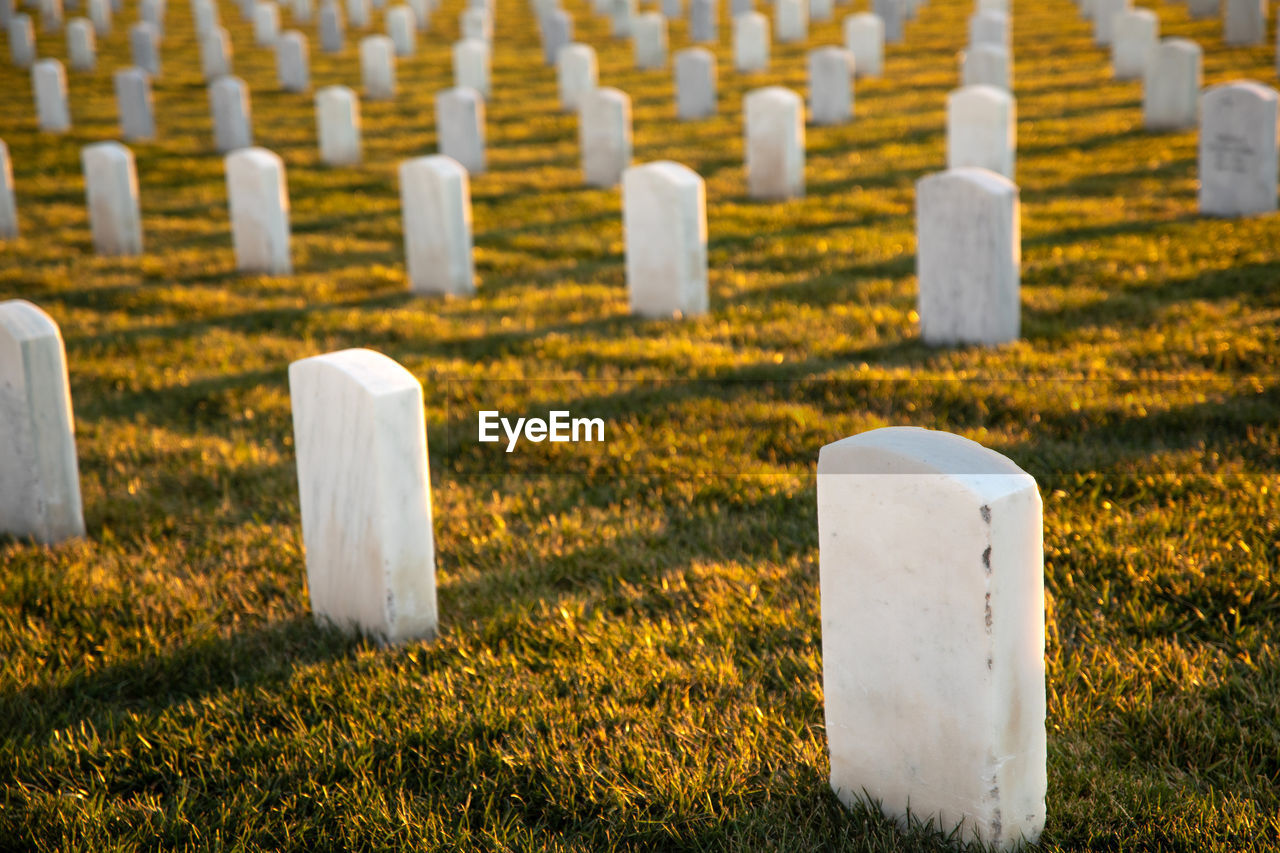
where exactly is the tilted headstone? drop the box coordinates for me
[1091,0,1129,46]
[318,1,343,52]
[129,21,159,75]
[288,348,438,645]
[344,0,368,27]
[690,0,715,41]
[39,0,60,32]
[623,160,707,318]
[968,9,1006,47]
[844,12,883,77]
[386,3,413,54]
[225,146,291,274]
[209,75,253,153]
[316,84,361,165]
[435,86,486,174]
[947,85,1014,179]
[1198,81,1278,217]
[0,141,17,239]
[276,29,308,91]
[916,167,1020,345]
[254,0,280,44]
[734,11,769,73]
[81,141,142,256]
[460,5,489,40]
[808,46,854,126]
[32,59,70,132]
[8,14,35,68]
[610,0,634,37]
[961,43,1010,90]
[745,86,804,200]
[579,86,632,187]
[138,0,163,35]
[399,154,474,296]
[451,37,488,97]
[0,299,86,544]
[675,47,716,120]
[66,16,94,70]
[632,10,665,69]
[556,42,596,112]
[201,26,233,81]
[1143,38,1200,130]
[360,34,395,99]
[539,8,570,65]
[818,426,1046,850]
[873,0,901,42]
[1111,8,1155,79]
[114,67,154,141]
[1224,0,1264,45]
[87,0,109,34]
[775,0,806,42]
[192,0,216,37]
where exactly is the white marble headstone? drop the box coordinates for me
[288,348,437,645]
[275,29,308,91]
[435,86,486,175]
[1224,0,1264,45]
[81,140,142,256]
[128,21,159,75]
[961,43,1010,90]
[0,140,17,239]
[818,426,1046,850]
[209,75,252,152]
[916,167,1020,345]
[632,10,665,69]
[1091,0,1129,46]
[690,0,715,40]
[201,27,233,81]
[318,1,343,52]
[579,87,632,188]
[623,160,707,318]
[675,47,716,120]
[386,3,414,55]
[1111,8,1156,80]
[114,66,154,141]
[734,11,769,73]
[87,0,109,34]
[66,17,95,70]
[399,154,475,296]
[744,86,804,200]
[872,0,901,42]
[1142,38,1200,131]
[253,0,279,44]
[968,8,1006,47]
[843,12,883,77]
[1198,81,1278,217]
[539,8,571,65]
[556,42,596,112]
[225,146,291,274]
[947,85,1014,179]
[32,58,70,132]
[345,0,368,27]
[808,45,854,126]
[360,35,395,99]
[316,84,361,166]
[460,5,490,40]
[0,299,85,544]
[451,37,488,97]
[775,0,806,42]
[8,15,35,68]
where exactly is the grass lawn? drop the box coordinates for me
[1,0,1278,846]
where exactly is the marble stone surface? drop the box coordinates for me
[961,44,1010,90]
[253,0,279,44]
[460,6,489,40]
[318,2,343,52]
[632,10,665,69]
[808,45,854,125]
[114,66,154,141]
[192,0,216,37]
[406,0,427,28]
[1111,8,1156,79]
[399,154,475,296]
[1143,38,1200,130]
[1224,0,1264,44]
[623,160,707,318]
[675,47,716,120]
[81,141,142,256]
[968,8,1006,47]
[87,0,110,33]
[556,42,596,112]
[745,85,804,199]
[225,146,291,274]
[916,167,1020,345]
[33,59,70,132]
[294,0,314,24]
[129,21,159,75]
[435,86,486,174]
[775,0,806,42]
[730,0,751,16]
[843,12,883,76]
[1184,0,1216,16]
[39,0,59,31]
[361,35,395,99]
[810,0,832,22]
[9,15,35,69]
[316,84,361,165]
[947,84,1014,179]
[579,86,632,187]
[539,8,570,65]
[66,17,94,70]
[138,0,162,34]
[0,140,17,239]
[288,348,437,645]
[733,11,768,73]
[609,0,634,37]
[210,74,252,152]
[386,4,414,54]
[1092,0,1129,45]
[345,0,368,27]
[0,299,85,544]
[451,37,488,97]
[689,0,715,41]
[818,426,1046,851]
[1198,80,1278,216]
[275,29,308,91]
[660,0,681,18]
[873,0,901,42]
[201,27,233,80]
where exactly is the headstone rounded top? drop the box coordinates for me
[1204,78,1278,103]
[411,152,467,177]
[1124,7,1156,20]
[819,426,1029,481]
[82,139,129,156]
[589,86,628,103]
[34,57,64,71]
[748,85,801,105]
[0,298,61,341]
[677,45,713,60]
[442,85,481,102]
[290,347,421,396]
[226,145,282,168]
[318,83,355,97]
[625,159,701,188]
[1160,36,1201,53]
[919,165,1017,197]
[950,83,1012,105]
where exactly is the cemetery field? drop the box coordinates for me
[2,0,1280,844]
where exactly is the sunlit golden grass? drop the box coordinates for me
[0,0,1278,846]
